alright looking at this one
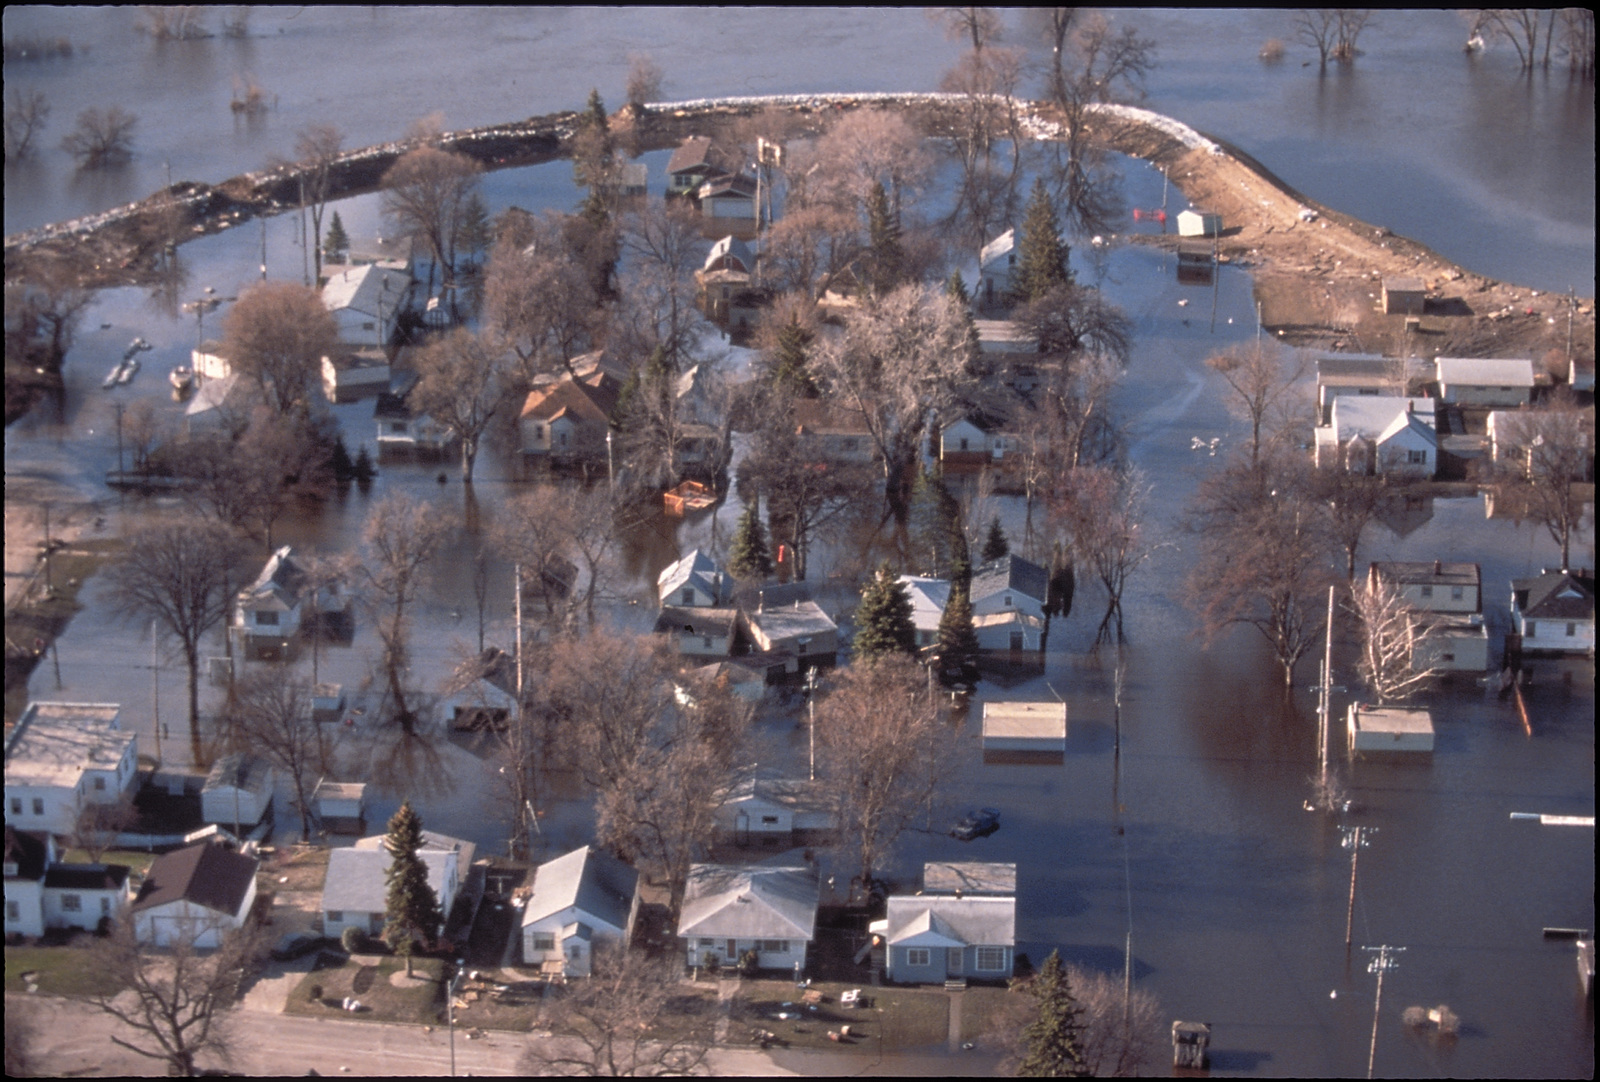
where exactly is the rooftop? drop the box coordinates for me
[1435,356,1535,387]
[521,846,638,931]
[885,893,1015,947]
[203,753,275,797]
[131,841,257,917]
[922,861,1016,896]
[982,701,1067,741]
[4,702,131,790]
[679,864,819,941]
[746,600,837,644]
[1330,396,1438,441]
[1350,704,1435,737]
[971,555,1049,606]
[1369,561,1481,588]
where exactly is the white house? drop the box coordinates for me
[4,828,53,938]
[879,893,1016,984]
[201,753,275,831]
[192,340,234,383]
[716,777,836,845]
[654,606,739,659]
[678,864,819,972]
[1434,357,1535,408]
[233,546,345,656]
[978,229,1016,305]
[43,862,131,932]
[939,417,1014,469]
[321,347,391,403]
[131,841,259,948]
[4,702,137,838]
[1315,354,1401,423]
[969,556,1049,652]
[1347,703,1434,755]
[519,846,640,977]
[321,261,414,348]
[697,174,758,220]
[1510,570,1595,657]
[321,830,473,941]
[375,375,452,451]
[1315,396,1438,476]
[898,575,951,649]
[658,549,729,609]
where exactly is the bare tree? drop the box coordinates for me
[107,518,242,762]
[1334,9,1373,61]
[1040,12,1157,236]
[484,211,600,381]
[1556,8,1595,77]
[7,251,94,371]
[987,962,1164,1077]
[813,282,979,525]
[1050,465,1152,645]
[625,52,665,107]
[182,409,335,550]
[616,201,707,373]
[1294,9,1341,67]
[815,657,954,891]
[1205,340,1308,468]
[494,485,584,626]
[293,124,344,283]
[930,6,1006,52]
[89,912,263,1077]
[1311,466,1400,580]
[361,493,450,733]
[381,145,483,298]
[3,87,50,161]
[411,327,511,482]
[1185,461,1339,687]
[939,43,1030,252]
[70,797,138,862]
[221,281,339,415]
[761,203,863,301]
[1351,580,1443,705]
[808,109,933,225]
[1492,404,1595,570]
[522,947,711,1077]
[223,672,337,841]
[1481,8,1549,71]
[1016,282,1134,366]
[61,106,137,168]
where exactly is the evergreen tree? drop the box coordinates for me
[457,192,492,267]
[584,88,610,134]
[1015,177,1072,304]
[936,579,981,688]
[323,211,350,266]
[382,800,443,978]
[352,444,376,485]
[328,434,355,483]
[946,270,983,372]
[853,562,918,663]
[767,314,817,398]
[982,515,1010,562]
[866,180,903,298]
[727,502,775,582]
[909,471,969,582]
[1018,950,1089,1077]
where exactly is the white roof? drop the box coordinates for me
[885,894,1015,947]
[321,262,411,317]
[703,235,753,273]
[979,229,1015,270]
[1330,396,1438,442]
[1350,705,1435,736]
[522,846,637,932]
[898,575,950,634]
[1435,357,1535,387]
[678,864,818,941]
[658,549,725,604]
[746,600,836,644]
[184,372,245,418]
[982,701,1067,740]
[4,703,130,789]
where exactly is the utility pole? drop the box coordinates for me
[259,216,268,280]
[150,619,162,766]
[1363,945,1404,1079]
[805,666,818,781]
[1319,584,1335,791]
[1341,825,1374,947]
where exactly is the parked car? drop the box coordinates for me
[951,807,1001,841]
[270,932,325,961]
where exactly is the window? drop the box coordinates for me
[760,815,780,825]
[682,588,695,605]
[1525,621,1538,638]
[700,939,718,949]
[327,910,343,923]
[390,422,408,435]
[1451,586,1464,601]
[1566,623,1577,637]
[757,940,787,953]
[94,777,107,791]
[532,934,555,952]
[959,438,969,451]
[362,321,375,331]
[6,900,17,921]
[61,894,82,913]
[906,948,931,967]
[101,897,112,916]
[702,635,714,649]
[1407,449,1427,464]
[32,798,44,815]
[1003,594,1013,607]
[1419,585,1433,599]
[976,947,1007,971]
[257,610,279,626]
[9,798,19,815]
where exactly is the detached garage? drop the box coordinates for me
[130,841,259,948]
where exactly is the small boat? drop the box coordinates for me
[117,356,140,385]
[169,366,194,392]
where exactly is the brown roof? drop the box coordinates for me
[131,842,258,918]
[667,135,721,176]
[520,371,622,425]
[793,398,872,437]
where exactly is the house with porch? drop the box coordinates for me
[322,260,415,349]
[233,546,346,657]
[321,830,474,942]
[519,367,623,464]
[519,846,640,977]
[678,863,819,972]
[716,777,836,846]
[4,702,137,839]
[131,841,259,948]
[667,135,727,196]
[1314,396,1439,476]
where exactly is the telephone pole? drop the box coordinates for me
[1341,825,1374,947]
[1363,944,1404,1079]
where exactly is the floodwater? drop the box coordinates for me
[2,7,1593,293]
[5,7,1595,1079]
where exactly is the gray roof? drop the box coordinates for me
[521,846,638,931]
[1369,561,1481,589]
[655,606,739,637]
[1512,570,1595,621]
[203,753,275,797]
[678,864,818,941]
[658,549,726,605]
[971,555,1048,607]
[725,777,833,815]
[239,546,306,610]
[5,702,131,790]
[745,600,836,645]
[1330,396,1438,442]
[885,894,1015,947]
[1316,354,1393,382]
[1435,356,1535,387]
[324,831,471,915]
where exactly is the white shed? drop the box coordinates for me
[982,701,1067,756]
[200,753,275,830]
[1347,703,1434,754]
[1177,210,1222,237]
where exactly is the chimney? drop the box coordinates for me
[1433,559,1442,576]
[1407,399,1414,414]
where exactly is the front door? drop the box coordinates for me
[947,948,963,976]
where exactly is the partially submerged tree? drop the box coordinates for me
[484,209,602,381]
[410,327,511,482]
[1018,950,1089,1077]
[61,105,137,168]
[383,800,444,978]
[3,87,50,161]
[6,250,95,372]
[1492,405,1595,571]
[89,914,264,1077]
[1204,340,1307,467]
[293,123,344,283]
[1351,580,1443,705]
[522,948,711,1077]
[107,518,242,763]
[223,673,334,842]
[221,281,340,415]
[361,494,450,732]
[381,145,482,297]
[815,657,953,890]
[1051,465,1152,645]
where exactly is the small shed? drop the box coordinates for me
[1382,277,1426,316]
[200,753,274,829]
[1176,209,1222,237]
[922,861,1016,896]
[314,780,367,834]
[1347,703,1434,754]
[982,701,1066,762]
[1172,1021,1212,1069]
